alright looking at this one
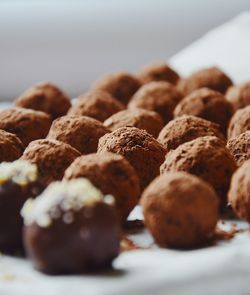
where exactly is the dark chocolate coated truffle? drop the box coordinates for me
[98,127,166,190]
[47,116,110,154]
[0,107,52,147]
[226,81,250,111]
[104,108,164,138]
[0,129,24,162]
[68,90,125,122]
[141,172,219,248]
[15,82,71,119]
[128,81,182,124]
[64,152,140,222]
[227,105,250,139]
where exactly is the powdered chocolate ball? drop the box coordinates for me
[136,63,180,85]
[64,152,140,222]
[104,108,164,138]
[0,107,52,147]
[174,88,233,134]
[161,136,237,211]
[228,160,250,222]
[98,127,166,190]
[226,81,250,111]
[128,81,182,124]
[68,90,125,122]
[0,130,24,162]
[141,172,219,248]
[177,67,233,96]
[158,115,225,152]
[227,131,250,166]
[47,116,109,154]
[15,83,71,119]
[21,139,80,185]
[92,72,141,105]
[227,105,250,139]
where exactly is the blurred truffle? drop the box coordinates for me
[226,81,250,111]
[227,105,250,139]
[0,130,24,162]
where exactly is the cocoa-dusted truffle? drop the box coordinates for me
[92,72,141,105]
[0,107,52,147]
[136,63,180,85]
[98,127,166,190]
[141,172,219,248]
[0,160,42,253]
[21,139,80,185]
[68,90,125,122]
[47,116,110,154]
[227,105,250,139]
[228,160,250,222]
[128,81,182,124]
[0,130,24,162]
[15,82,71,119]
[226,81,250,111]
[104,108,164,138]
[177,67,233,96]
[64,152,140,223]
[22,178,120,274]
[158,115,225,152]
[160,136,236,211]
[174,88,233,134]
[227,131,250,166]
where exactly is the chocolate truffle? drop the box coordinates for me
[47,116,110,154]
[136,63,180,85]
[141,172,219,248]
[21,139,80,185]
[174,88,233,134]
[0,160,41,253]
[128,81,182,124]
[226,81,250,111]
[228,160,250,222]
[68,90,125,122]
[22,178,120,274]
[104,108,164,138]
[92,72,141,105]
[15,82,71,119]
[158,115,225,152]
[177,67,233,96]
[160,136,237,211]
[227,131,250,166]
[98,127,166,190]
[64,152,140,222]
[0,130,24,162]
[0,107,52,147]
[227,105,250,139]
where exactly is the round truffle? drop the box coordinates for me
[47,116,110,154]
[158,115,225,152]
[226,81,250,111]
[64,152,140,223]
[92,72,141,105]
[68,90,125,122]
[174,88,233,134]
[136,63,180,85]
[177,67,233,96]
[22,178,120,274]
[21,139,80,185]
[0,130,24,162]
[228,160,250,222]
[128,81,182,124]
[98,127,166,190]
[227,105,250,139]
[141,172,219,248]
[0,107,52,147]
[15,82,71,119]
[104,108,164,138]
[0,160,41,253]
[160,136,237,211]
[227,131,250,167]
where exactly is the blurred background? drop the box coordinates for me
[0,0,250,100]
